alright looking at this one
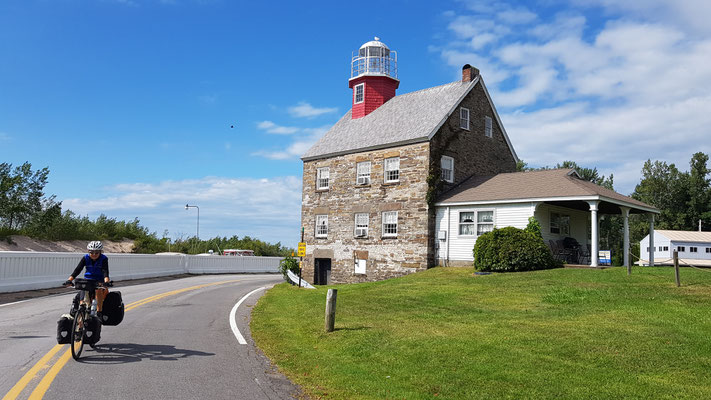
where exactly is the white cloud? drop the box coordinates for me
[61,176,303,245]
[0,132,10,142]
[252,125,329,160]
[256,120,300,135]
[288,102,337,118]
[436,1,711,195]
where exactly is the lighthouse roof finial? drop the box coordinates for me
[360,37,389,50]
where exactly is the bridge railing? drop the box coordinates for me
[0,252,282,293]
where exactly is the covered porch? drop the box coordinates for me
[535,197,659,267]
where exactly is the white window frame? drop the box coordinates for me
[354,83,364,104]
[382,211,398,237]
[441,156,454,183]
[384,157,400,183]
[356,161,371,185]
[706,248,711,253]
[460,107,470,130]
[315,215,328,238]
[690,246,698,253]
[550,212,570,235]
[484,116,493,138]
[458,209,495,237]
[677,246,686,252]
[316,167,329,190]
[354,213,369,238]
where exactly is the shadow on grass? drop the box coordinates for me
[333,326,371,332]
[78,343,215,364]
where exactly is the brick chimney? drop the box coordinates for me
[462,64,479,82]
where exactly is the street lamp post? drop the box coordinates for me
[185,204,200,240]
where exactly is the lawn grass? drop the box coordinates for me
[251,266,711,399]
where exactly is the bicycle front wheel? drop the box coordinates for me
[70,311,86,360]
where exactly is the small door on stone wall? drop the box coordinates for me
[314,258,331,285]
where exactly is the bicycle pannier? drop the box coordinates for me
[56,314,73,344]
[84,316,101,345]
[101,291,124,326]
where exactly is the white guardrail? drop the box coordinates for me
[0,252,282,293]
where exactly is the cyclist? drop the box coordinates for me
[64,241,111,318]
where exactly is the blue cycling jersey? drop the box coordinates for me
[83,254,107,281]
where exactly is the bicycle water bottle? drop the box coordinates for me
[90,299,97,317]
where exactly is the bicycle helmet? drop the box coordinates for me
[87,241,103,251]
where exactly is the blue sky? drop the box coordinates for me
[2,0,710,247]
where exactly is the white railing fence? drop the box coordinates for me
[0,252,282,293]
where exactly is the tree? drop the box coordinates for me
[687,152,710,228]
[0,162,54,230]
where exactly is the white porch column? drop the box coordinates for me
[620,206,631,268]
[588,201,599,267]
[649,214,655,267]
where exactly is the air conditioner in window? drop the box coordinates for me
[355,228,368,237]
[356,176,370,185]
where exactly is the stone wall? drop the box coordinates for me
[301,142,431,284]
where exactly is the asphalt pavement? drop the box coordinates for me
[0,274,302,400]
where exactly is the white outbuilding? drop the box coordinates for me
[639,230,711,266]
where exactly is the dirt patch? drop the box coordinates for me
[0,235,135,253]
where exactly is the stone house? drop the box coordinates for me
[300,38,518,284]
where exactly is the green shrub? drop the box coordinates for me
[473,226,561,272]
[279,255,301,280]
[525,216,542,238]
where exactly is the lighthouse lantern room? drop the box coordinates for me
[349,37,400,119]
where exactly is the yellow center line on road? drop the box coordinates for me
[2,279,243,400]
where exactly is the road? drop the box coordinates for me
[0,275,301,400]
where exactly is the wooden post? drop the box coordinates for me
[325,289,337,332]
[673,250,680,287]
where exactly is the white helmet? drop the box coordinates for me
[87,241,103,251]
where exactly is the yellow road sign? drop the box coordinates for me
[297,242,306,257]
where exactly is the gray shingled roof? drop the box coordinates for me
[302,80,476,160]
[436,168,658,213]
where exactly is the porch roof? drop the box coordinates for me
[435,168,659,214]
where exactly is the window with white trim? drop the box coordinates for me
[316,167,329,190]
[477,211,494,235]
[458,210,494,236]
[354,213,369,238]
[354,83,364,104]
[663,246,669,251]
[550,212,570,235]
[356,161,371,185]
[315,215,328,238]
[460,107,470,130]
[706,248,711,253]
[382,211,398,237]
[690,246,698,253]
[677,246,686,252]
[484,116,492,138]
[384,157,400,183]
[441,156,454,183]
[459,212,475,235]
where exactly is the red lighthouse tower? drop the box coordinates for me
[349,37,399,119]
